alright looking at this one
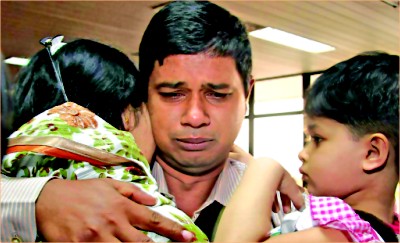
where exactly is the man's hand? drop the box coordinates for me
[229,144,254,164]
[36,179,194,242]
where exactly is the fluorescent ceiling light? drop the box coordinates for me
[250,27,335,53]
[4,57,30,66]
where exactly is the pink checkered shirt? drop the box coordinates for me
[309,195,382,242]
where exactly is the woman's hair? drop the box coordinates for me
[2,53,15,158]
[13,39,143,130]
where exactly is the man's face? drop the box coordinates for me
[147,54,247,175]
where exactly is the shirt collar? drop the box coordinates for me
[151,159,247,219]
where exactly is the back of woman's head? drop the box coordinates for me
[13,39,142,130]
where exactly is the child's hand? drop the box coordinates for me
[271,160,304,212]
[229,144,254,164]
[273,185,305,214]
[254,158,304,212]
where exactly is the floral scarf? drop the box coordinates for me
[2,102,208,242]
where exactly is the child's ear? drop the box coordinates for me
[362,133,390,172]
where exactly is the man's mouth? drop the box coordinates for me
[176,138,213,151]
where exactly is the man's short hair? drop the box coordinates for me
[139,1,252,99]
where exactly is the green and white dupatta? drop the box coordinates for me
[2,102,208,242]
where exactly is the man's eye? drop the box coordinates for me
[206,92,230,99]
[159,92,185,100]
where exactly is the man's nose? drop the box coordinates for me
[181,95,210,128]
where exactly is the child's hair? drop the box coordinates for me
[13,39,142,131]
[305,51,399,172]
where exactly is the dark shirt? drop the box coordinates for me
[355,210,398,242]
[195,201,225,241]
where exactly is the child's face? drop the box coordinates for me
[299,116,367,197]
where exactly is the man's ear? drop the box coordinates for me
[362,133,390,172]
[121,104,136,132]
[245,76,255,102]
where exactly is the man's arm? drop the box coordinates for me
[1,175,52,242]
[2,177,194,242]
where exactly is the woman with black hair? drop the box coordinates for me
[2,38,207,242]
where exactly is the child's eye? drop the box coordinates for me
[311,136,323,145]
[303,134,311,146]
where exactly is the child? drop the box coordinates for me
[215,51,399,242]
[1,37,207,242]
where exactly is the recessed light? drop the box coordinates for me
[4,57,30,66]
[250,27,335,53]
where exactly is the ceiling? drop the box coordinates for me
[1,1,399,81]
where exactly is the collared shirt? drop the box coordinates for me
[1,175,53,242]
[153,159,284,229]
[152,158,246,221]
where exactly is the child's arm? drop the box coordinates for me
[265,227,351,242]
[215,156,352,242]
[214,158,304,242]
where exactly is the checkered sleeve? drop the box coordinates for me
[309,195,382,242]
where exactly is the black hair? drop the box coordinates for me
[1,53,15,158]
[305,51,399,170]
[138,0,252,99]
[13,39,143,130]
